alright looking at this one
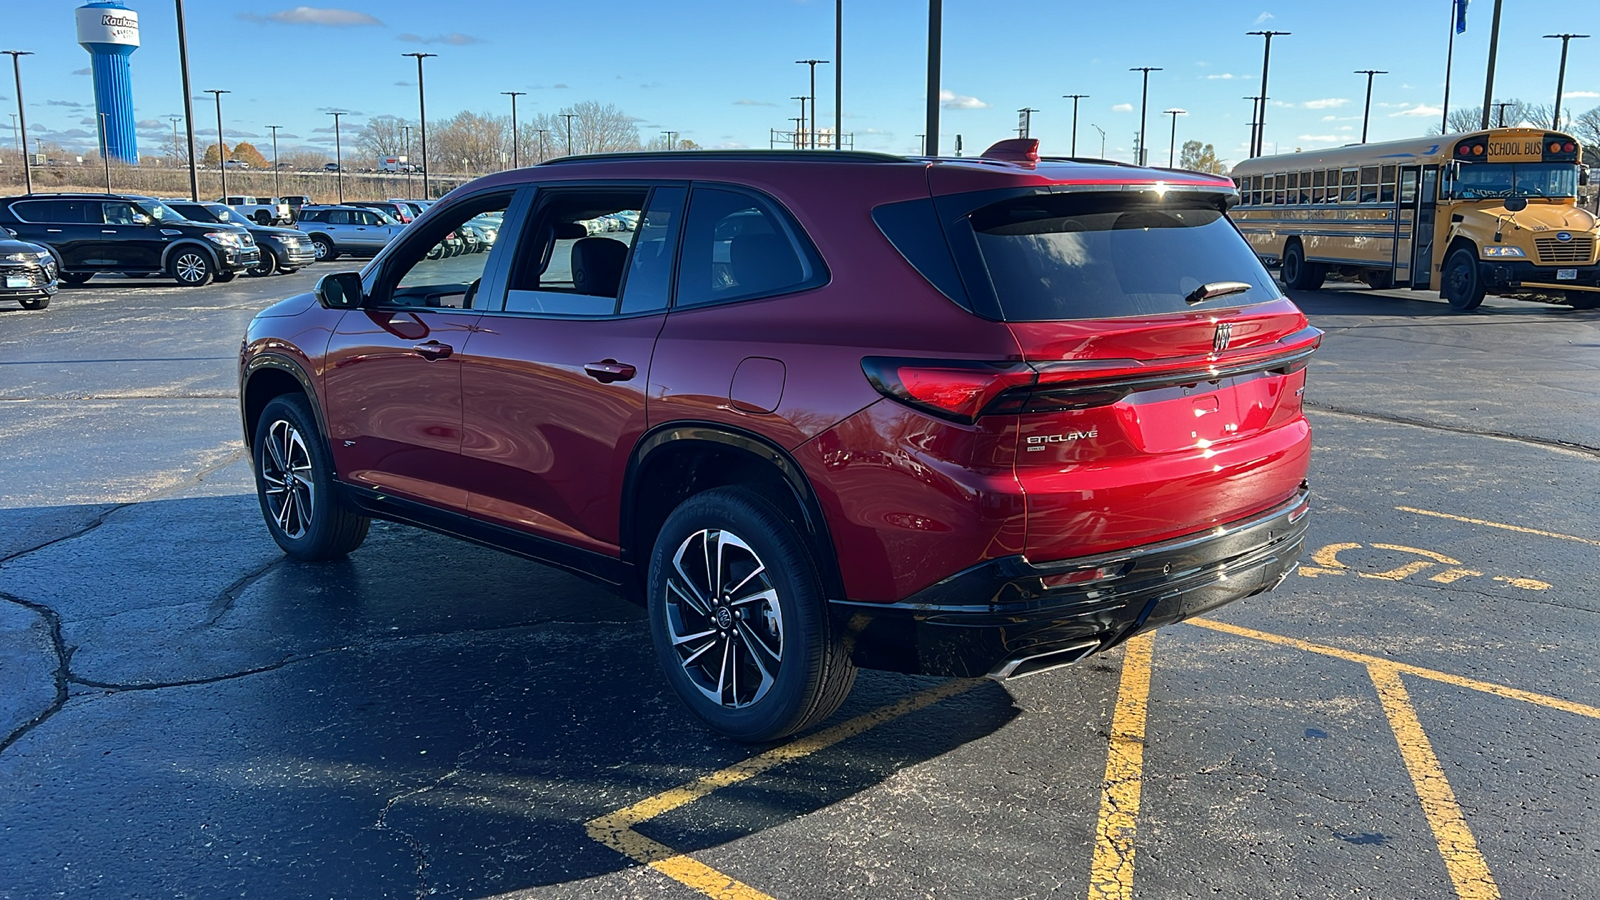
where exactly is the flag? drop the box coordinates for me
[1455,0,1469,34]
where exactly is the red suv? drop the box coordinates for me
[240,142,1318,741]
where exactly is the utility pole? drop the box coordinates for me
[328,111,345,204]
[1091,123,1106,158]
[205,88,230,199]
[98,112,112,193]
[501,91,525,168]
[834,0,843,149]
[1479,0,1504,129]
[534,128,549,162]
[168,116,180,165]
[1493,102,1513,127]
[924,0,941,156]
[1063,94,1088,156]
[402,124,412,190]
[791,118,806,149]
[795,58,829,149]
[1544,34,1590,130]
[402,52,436,196]
[1244,95,1264,155]
[1442,0,1463,134]
[660,131,677,150]
[560,113,576,156]
[792,96,808,148]
[266,124,281,197]
[173,0,199,200]
[1247,30,1289,157]
[1130,67,1162,166]
[1164,108,1186,167]
[1016,107,1038,139]
[4,50,34,194]
[1355,70,1386,143]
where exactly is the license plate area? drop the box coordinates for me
[1557,268,1578,281]
[5,275,29,288]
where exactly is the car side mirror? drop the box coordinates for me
[314,271,365,309]
[1504,196,1528,212]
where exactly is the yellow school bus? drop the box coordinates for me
[1230,128,1597,309]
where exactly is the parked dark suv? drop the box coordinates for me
[0,193,258,286]
[240,143,1319,741]
[166,201,317,277]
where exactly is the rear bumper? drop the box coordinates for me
[1479,261,1600,291]
[830,485,1310,678]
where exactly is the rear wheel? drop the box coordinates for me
[1568,292,1600,310]
[648,487,855,742]
[247,248,279,277]
[254,210,272,225]
[1281,243,1325,291]
[1441,247,1486,311]
[1361,269,1393,290]
[19,296,49,310]
[60,272,94,286]
[170,249,215,287]
[252,394,369,560]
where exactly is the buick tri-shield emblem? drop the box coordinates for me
[1557,232,1573,242]
[1213,322,1234,353]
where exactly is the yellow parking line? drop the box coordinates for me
[1396,506,1600,548]
[1370,664,1501,900]
[1088,632,1156,900]
[1189,618,1600,720]
[585,678,979,898]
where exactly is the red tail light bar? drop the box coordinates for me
[862,326,1322,424]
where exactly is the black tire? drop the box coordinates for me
[1441,247,1486,311]
[214,271,236,283]
[251,394,369,560]
[309,234,337,262]
[254,210,272,225]
[1361,269,1393,290]
[648,486,856,743]
[59,272,94,286]
[169,248,215,287]
[279,267,298,275]
[247,248,279,277]
[19,296,49,310]
[1567,292,1600,311]
[1280,243,1325,291]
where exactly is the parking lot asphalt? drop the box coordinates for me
[1,274,1597,899]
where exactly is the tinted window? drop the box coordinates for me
[618,187,686,315]
[503,187,648,316]
[376,191,513,310]
[11,200,59,223]
[966,193,1279,321]
[326,210,351,225]
[675,187,820,308]
[103,202,140,225]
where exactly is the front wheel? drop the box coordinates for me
[1441,247,1486,311]
[19,296,49,310]
[60,272,94,286]
[248,248,279,277]
[1281,243,1325,291]
[252,395,369,560]
[213,270,236,283]
[170,249,215,287]
[648,487,856,743]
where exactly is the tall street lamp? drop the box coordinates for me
[792,96,808,146]
[501,90,525,168]
[561,113,576,156]
[1479,0,1505,129]
[795,58,829,149]
[1091,123,1106,158]
[98,112,112,193]
[924,0,941,156]
[1063,93,1088,156]
[1247,30,1289,157]
[1130,67,1162,166]
[402,124,412,190]
[266,124,282,197]
[402,51,436,196]
[328,111,345,204]
[1544,33,1590,130]
[1355,70,1386,143]
[661,131,677,150]
[1244,95,1263,155]
[535,128,549,162]
[2,50,34,194]
[1163,108,1186,167]
[173,0,199,200]
[205,88,230,199]
[1016,107,1038,139]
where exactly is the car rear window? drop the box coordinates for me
[967,194,1279,321]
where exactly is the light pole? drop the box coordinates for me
[1479,0,1504,129]
[792,118,806,149]
[1247,30,1289,157]
[168,116,180,164]
[534,128,549,162]
[1355,70,1386,143]
[501,90,525,168]
[795,59,829,149]
[1544,34,1590,130]
[924,0,941,156]
[1493,101,1514,127]
[402,51,436,196]
[328,111,345,204]
[661,131,677,150]
[1244,95,1263,155]
[1063,94,1088,156]
[1163,108,1186,167]
[98,112,112,193]
[1091,123,1106,158]
[792,96,808,147]
[2,50,33,194]
[402,124,412,190]
[174,0,199,199]
[561,113,576,156]
[1130,67,1162,166]
[205,88,230,199]
[834,0,843,149]
[266,124,282,196]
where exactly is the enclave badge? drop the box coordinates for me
[1213,322,1234,353]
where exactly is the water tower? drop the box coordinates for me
[76,1,140,164]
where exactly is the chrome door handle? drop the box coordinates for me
[413,341,453,360]
[46,229,62,233]
[583,360,636,383]
[102,229,118,234]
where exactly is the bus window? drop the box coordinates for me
[1380,166,1397,203]
[1311,169,1327,203]
[1340,168,1359,203]
[1286,172,1299,205]
[1251,175,1263,206]
[1399,169,1418,205]
[1274,173,1287,205]
[1326,170,1341,203]
[1299,171,1312,204]
[1359,166,1380,203]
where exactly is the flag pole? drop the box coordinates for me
[1441,1,1458,134]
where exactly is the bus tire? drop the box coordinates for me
[1442,247,1486,311]
[1361,270,1393,290]
[1281,243,1325,291]
[1568,292,1600,311]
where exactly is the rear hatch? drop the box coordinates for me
[914,169,1318,561]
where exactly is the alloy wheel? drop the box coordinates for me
[664,528,784,709]
[174,253,208,284]
[260,418,315,539]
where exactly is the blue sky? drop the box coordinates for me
[4,0,1598,166]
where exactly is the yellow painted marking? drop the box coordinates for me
[1088,632,1155,900]
[1396,506,1600,548]
[1369,664,1501,900]
[585,679,977,899]
[1361,560,1436,581]
[1297,565,1344,578]
[1493,575,1551,591]
[1371,543,1459,564]
[1430,568,1483,584]
[1189,618,1600,720]
[1299,541,1359,577]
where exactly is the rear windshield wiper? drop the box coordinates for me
[1185,281,1253,305]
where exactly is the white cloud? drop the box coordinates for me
[1337,126,1354,132]
[1303,98,1350,110]
[1322,114,1361,121]
[1392,104,1443,118]
[1298,134,1338,142]
[732,99,777,107]
[1253,11,1275,24]
[1567,90,1600,98]
[238,7,383,26]
[1204,73,1238,80]
[939,90,989,110]
[1112,103,1134,113]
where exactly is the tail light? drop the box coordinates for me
[860,358,1034,424]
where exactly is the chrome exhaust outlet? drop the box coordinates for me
[987,640,1102,680]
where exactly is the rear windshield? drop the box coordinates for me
[968,194,1279,321]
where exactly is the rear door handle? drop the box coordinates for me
[583,360,636,383]
[46,229,63,233]
[102,229,118,234]
[413,341,453,360]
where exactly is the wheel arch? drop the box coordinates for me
[622,423,846,604]
[160,240,220,271]
[240,353,330,456]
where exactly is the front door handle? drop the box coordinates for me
[413,341,453,361]
[102,229,118,234]
[46,228,63,233]
[584,360,636,383]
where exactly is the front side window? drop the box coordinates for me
[502,187,649,316]
[376,190,514,310]
[675,187,821,307]
[103,202,141,225]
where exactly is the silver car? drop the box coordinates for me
[294,205,403,261]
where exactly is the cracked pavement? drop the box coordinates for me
[1,276,1597,898]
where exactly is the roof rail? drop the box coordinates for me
[1038,156,1144,168]
[538,149,905,166]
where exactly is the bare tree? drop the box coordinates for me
[1432,100,1555,135]
[164,127,191,167]
[357,114,411,161]
[1179,140,1227,174]
[430,110,510,174]
[1570,106,1599,151]
[518,112,566,163]
[277,147,332,170]
[561,101,641,155]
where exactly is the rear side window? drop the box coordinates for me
[966,194,1279,321]
[674,187,824,308]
